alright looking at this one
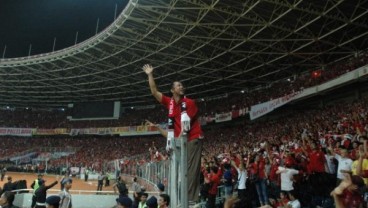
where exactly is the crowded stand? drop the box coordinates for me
[0,136,165,170]
[0,58,368,207]
[1,95,368,207]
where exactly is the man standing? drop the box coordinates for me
[138,192,148,208]
[329,146,353,184]
[84,168,89,182]
[105,173,110,187]
[1,167,6,181]
[31,174,44,208]
[59,178,72,208]
[97,172,104,194]
[143,64,204,202]
[132,177,142,206]
[34,180,58,208]
[59,173,70,191]
[2,176,13,192]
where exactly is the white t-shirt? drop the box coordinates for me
[278,167,299,191]
[287,199,301,208]
[334,154,353,179]
[236,168,247,190]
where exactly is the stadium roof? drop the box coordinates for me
[0,0,367,107]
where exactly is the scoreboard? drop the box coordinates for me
[67,101,120,120]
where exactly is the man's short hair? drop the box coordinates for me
[288,190,298,198]
[157,183,165,192]
[210,166,218,174]
[171,81,180,89]
[140,192,148,197]
[160,194,170,206]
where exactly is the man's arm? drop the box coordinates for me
[143,64,163,103]
[45,181,58,190]
[146,120,167,138]
[276,167,287,174]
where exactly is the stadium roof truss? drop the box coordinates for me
[0,0,367,107]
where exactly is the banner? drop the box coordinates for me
[34,128,67,135]
[0,128,34,136]
[250,92,298,120]
[137,125,147,132]
[215,112,232,123]
[114,127,129,134]
[10,152,37,163]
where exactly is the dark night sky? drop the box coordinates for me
[0,0,128,58]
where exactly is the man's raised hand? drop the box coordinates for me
[142,64,154,75]
[145,119,156,127]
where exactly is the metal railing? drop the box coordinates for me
[121,159,170,188]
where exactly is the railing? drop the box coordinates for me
[11,188,160,195]
[120,155,227,207]
[121,159,170,187]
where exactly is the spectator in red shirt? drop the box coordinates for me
[304,142,326,173]
[143,64,204,203]
[250,154,269,206]
[267,155,281,199]
[204,166,222,208]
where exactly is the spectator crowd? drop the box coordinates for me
[0,52,367,207]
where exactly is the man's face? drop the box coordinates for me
[140,195,147,203]
[311,143,316,150]
[65,182,72,189]
[353,143,358,148]
[341,149,348,157]
[171,81,185,96]
[158,196,166,207]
